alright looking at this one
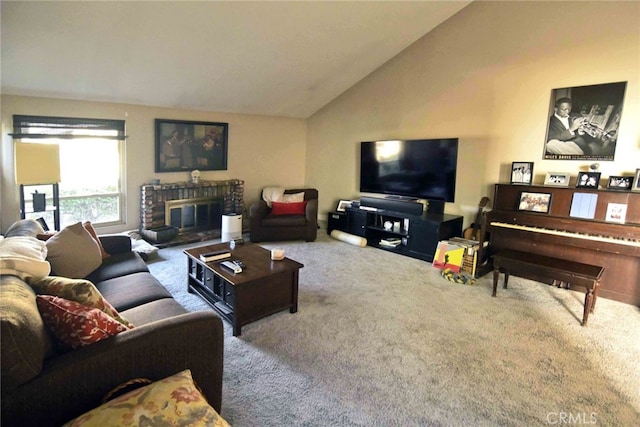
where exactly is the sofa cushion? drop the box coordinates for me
[85,252,148,283]
[0,276,52,389]
[30,276,133,328]
[62,369,229,427]
[94,272,172,312]
[36,295,128,350]
[46,222,102,278]
[261,214,307,227]
[120,298,189,326]
[97,235,132,256]
[270,201,307,216]
[0,235,50,281]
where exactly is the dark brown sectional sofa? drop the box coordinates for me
[1,219,224,426]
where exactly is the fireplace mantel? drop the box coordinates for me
[140,179,244,231]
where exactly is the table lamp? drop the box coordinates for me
[14,142,61,212]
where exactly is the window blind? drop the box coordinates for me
[11,115,126,140]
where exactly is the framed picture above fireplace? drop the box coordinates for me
[155,119,228,172]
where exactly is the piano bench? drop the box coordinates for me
[491,250,604,326]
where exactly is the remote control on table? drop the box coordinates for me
[221,260,243,273]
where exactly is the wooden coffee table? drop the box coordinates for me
[184,242,303,336]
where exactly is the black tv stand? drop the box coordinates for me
[328,206,462,262]
[360,195,445,215]
[423,200,444,215]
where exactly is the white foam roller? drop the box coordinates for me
[330,230,367,247]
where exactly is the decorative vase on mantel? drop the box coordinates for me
[191,169,201,184]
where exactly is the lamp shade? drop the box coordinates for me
[14,142,61,185]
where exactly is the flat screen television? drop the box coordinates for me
[359,138,458,202]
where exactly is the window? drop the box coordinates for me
[12,115,126,228]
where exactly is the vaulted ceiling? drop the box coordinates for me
[1,1,471,118]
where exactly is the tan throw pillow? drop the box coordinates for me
[30,276,133,328]
[45,222,102,278]
[63,370,230,427]
[37,223,109,259]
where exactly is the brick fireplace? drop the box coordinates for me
[140,179,244,234]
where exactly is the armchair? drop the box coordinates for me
[249,188,318,242]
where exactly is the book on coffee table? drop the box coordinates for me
[200,250,231,262]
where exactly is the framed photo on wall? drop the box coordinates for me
[518,191,552,214]
[511,162,533,185]
[155,119,228,172]
[544,172,570,187]
[607,176,633,190]
[543,81,627,161]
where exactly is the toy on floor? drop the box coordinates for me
[440,267,476,285]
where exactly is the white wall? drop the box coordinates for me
[1,96,307,233]
[306,1,640,226]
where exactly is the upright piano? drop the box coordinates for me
[483,183,640,306]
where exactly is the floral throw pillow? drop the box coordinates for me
[30,276,133,328]
[63,369,230,427]
[36,295,128,350]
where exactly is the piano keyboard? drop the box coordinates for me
[490,221,640,247]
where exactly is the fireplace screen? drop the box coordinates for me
[165,198,224,232]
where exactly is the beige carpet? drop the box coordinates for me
[147,231,640,426]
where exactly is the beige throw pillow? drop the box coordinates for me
[45,222,102,278]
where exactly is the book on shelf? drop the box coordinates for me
[380,237,401,244]
[200,250,231,262]
[379,238,401,247]
[214,301,233,315]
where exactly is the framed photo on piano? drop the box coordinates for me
[544,172,570,187]
[518,191,552,214]
[575,172,601,189]
[633,169,640,192]
[511,162,533,185]
[606,175,633,190]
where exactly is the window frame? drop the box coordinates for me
[12,115,127,227]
